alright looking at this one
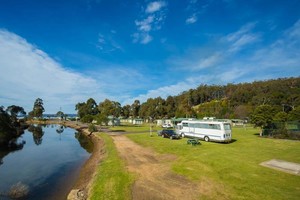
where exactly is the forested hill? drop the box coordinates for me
[75,77,300,122]
[172,77,300,119]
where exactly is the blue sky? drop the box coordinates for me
[0,0,300,114]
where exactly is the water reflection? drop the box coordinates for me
[75,132,93,154]
[56,126,65,141]
[0,124,92,200]
[27,125,44,145]
[0,138,26,166]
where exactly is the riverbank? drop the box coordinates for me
[65,121,106,200]
[26,120,106,200]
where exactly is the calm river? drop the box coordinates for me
[0,124,93,200]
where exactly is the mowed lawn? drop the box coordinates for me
[124,126,300,200]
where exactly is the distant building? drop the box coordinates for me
[156,119,173,127]
[108,116,120,126]
[132,118,143,125]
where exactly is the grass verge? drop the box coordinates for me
[109,123,159,133]
[89,133,134,200]
[125,126,300,200]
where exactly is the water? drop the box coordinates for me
[0,124,93,200]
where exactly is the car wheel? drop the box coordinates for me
[161,134,164,138]
[204,136,209,142]
[181,133,185,138]
[170,136,173,140]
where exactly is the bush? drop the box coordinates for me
[81,115,94,123]
[88,124,97,133]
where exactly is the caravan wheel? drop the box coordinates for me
[181,133,185,138]
[204,136,209,142]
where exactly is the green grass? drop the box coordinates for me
[125,126,300,200]
[89,133,134,200]
[109,123,160,133]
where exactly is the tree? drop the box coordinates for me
[121,105,131,118]
[88,123,97,136]
[0,106,14,134]
[131,100,140,118]
[95,113,109,125]
[234,105,252,119]
[6,105,26,125]
[75,98,98,119]
[6,105,26,119]
[273,111,288,122]
[56,111,64,120]
[251,105,277,134]
[165,96,176,118]
[288,106,300,121]
[98,99,121,117]
[31,98,45,118]
[1,105,26,146]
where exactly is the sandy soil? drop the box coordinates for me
[110,134,203,200]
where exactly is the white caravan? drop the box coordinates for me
[176,120,232,142]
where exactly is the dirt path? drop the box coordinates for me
[111,134,202,200]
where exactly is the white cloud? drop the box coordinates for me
[224,22,260,52]
[225,22,256,42]
[186,14,198,24]
[195,53,221,69]
[132,32,153,44]
[285,19,300,39]
[123,79,200,105]
[132,1,167,44]
[146,1,166,13]
[135,16,154,32]
[250,19,300,70]
[0,29,103,113]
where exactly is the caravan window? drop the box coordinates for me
[209,124,221,130]
[189,123,196,128]
[183,122,188,127]
[224,123,231,130]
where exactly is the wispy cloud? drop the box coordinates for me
[223,22,260,52]
[186,14,198,24]
[123,78,200,105]
[185,0,208,25]
[250,19,300,70]
[133,1,167,44]
[96,31,123,53]
[146,1,167,13]
[0,29,104,113]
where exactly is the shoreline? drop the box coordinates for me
[27,120,106,200]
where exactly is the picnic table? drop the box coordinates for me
[187,138,201,146]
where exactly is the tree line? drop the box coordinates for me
[76,77,300,125]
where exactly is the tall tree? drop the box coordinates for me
[98,99,121,117]
[131,100,140,118]
[251,105,277,132]
[31,98,45,118]
[121,105,131,118]
[75,98,98,119]
[6,105,26,123]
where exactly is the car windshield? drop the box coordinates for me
[165,130,174,134]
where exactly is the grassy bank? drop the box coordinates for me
[89,133,134,200]
[109,124,155,133]
[125,126,300,200]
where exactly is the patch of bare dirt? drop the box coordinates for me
[111,135,206,200]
